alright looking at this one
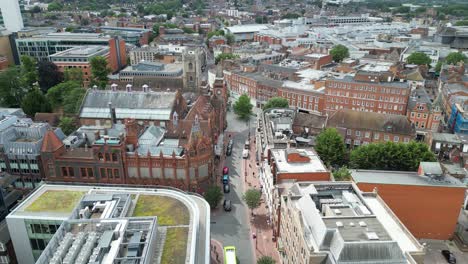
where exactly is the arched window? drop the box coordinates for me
[112,153,118,162]
[188,62,193,70]
[98,153,104,161]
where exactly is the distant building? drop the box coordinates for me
[118,61,185,90]
[327,109,415,148]
[407,88,442,139]
[6,184,210,264]
[99,26,152,46]
[0,0,23,32]
[448,102,468,134]
[351,164,466,240]
[50,45,125,87]
[277,182,424,263]
[440,26,468,49]
[324,71,410,115]
[16,33,112,61]
[224,24,269,42]
[0,28,16,65]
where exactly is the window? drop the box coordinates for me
[393,136,399,142]
[355,131,361,137]
[107,168,113,179]
[112,152,118,162]
[365,132,370,138]
[384,135,389,141]
[114,169,120,178]
[411,112,415,117]
[404,137,410,143]
[105,153,110,161]
[98,153,104,161]
[61,167,68,177]
[100,168,106,178]
[87,168,94,178]
[347,129,352,135]
[80,168,87,177]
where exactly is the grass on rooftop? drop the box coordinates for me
[25,190,85,213]
[132,195,189,226]
[161,227,188,264]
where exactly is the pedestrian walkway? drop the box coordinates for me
[243,135,281,263]
[210,239,224,264]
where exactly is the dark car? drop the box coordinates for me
[442,250,456,264]
[226,146,232,156]
[223,184,230,193]
[222,175,229,184]
[223,199,232,211]
[228,139,233,148]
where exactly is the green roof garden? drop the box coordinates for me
[132,195,189,226]
[25,190,85,213]
[161,227,188,264]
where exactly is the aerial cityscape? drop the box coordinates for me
[0,0,467,263]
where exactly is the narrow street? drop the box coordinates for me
[211,109,256,264]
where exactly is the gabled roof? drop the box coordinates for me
[41,130,64,152]
[328,110,415,135]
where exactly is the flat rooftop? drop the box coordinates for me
[351,170,465,187]
[50,46,109,58]
[271,149,328,173]
[7,184,210,264]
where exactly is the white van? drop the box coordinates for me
[242,149,249,159]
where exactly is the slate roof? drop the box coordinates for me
[80,90,177,120]
[407,88,433,111]
[328,110,415,135]
[293,112,327,129]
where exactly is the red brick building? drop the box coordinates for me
[277,81,325,113]
[325,71,410,115]
[327,109,415,148]
[0,56,8,71]
[407,88,442,137]
[351,165,466,240]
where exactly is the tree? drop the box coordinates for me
[281,13,300,19]
[435,61,443,73]
[455,20,468,26]
[257,256,276,264]
[225,33,235,45]
[152,23,178,37]
[63,87,86,114]
[215,53,239,64]
[48,2,63,11]
[0,67,27,107]
[329,45,349,63]
[38,61,63,92]
[349,141,436,171]
[315,128,346,167]
[333,166,352,181]
[20,55,38,87]
[64,68,83,84]
[263,97,289,110]
[90,56,110,89]
[46,81,81,109]
[21,88,51,117]
[233,94,253,120]
[255,16,268,24]
[183,27,196,34]
[243,189,261,214]
[59,117,77,135]
[30,6,42,14]
[406,52,432,66]
[204,185,223,209]
[445,52,467,65]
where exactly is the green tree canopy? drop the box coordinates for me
[215,53,239,64]
[281,13,300,19]
[90,56,110,89]
[0,67,27,107]
[315,128,346,167]
[255,16,268,24]
[233,94,253,120]
[333,166,352,181]
[203,185,223,209]
[257,256,276,264]
[225,33,235,45]
[243,188,262,213]
[64,68,84,84]
[48,2,63,11]
[445,52,467,65]
[20,55,38,87]
[455,20,468,26]
[406,52,432,66]
[349,141,436,171]
[63,87,86,114]
[330,45,349,63]
[21,88,51,117]
[152,23,178,36]
[38,61,63,92]
[59,117,77,135]
[263,97,289,110]
[46,81,82,109]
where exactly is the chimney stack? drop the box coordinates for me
[126,84,132,92]
[111,83,118,91]
[142,84,149,92]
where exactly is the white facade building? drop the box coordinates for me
[0,0,24,32]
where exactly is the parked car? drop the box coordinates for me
[222,175,229,184]
[223,183,230,193]
[223,166,229,175]
[226,146,232,156]
[228,139,233,148]
[441,250,456,264]
[244,140,250,149]
[223,199,232,211]
[242,149,249,159]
